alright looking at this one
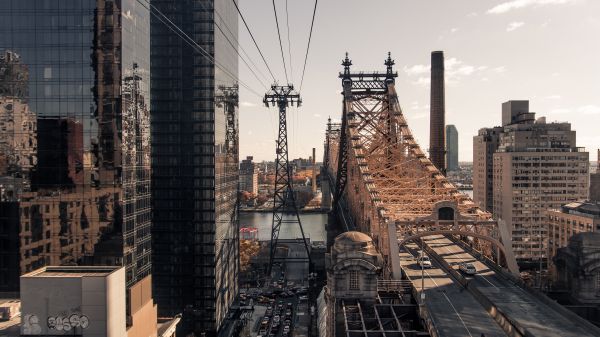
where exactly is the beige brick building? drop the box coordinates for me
[476,101,589,267]
[548,202,600,275]
[473,126,503,212]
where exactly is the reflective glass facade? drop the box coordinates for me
[0,0,151,303]
[151,0,239,334]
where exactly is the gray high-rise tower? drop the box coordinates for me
[446,125,459,171]
[429,51,446,173]
[151,1,239,335]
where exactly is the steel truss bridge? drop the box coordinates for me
[323,53,600,337]
[324,53,518,276]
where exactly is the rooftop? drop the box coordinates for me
[0,299,20,337]
[560,201,600,218]
[21,266,122,278]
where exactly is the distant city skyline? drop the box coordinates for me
[236,0,600,163]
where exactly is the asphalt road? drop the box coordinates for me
[283,243,309,283]
[400,242,507,337]
[425,235,600,337]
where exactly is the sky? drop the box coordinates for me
[235,0,600,163]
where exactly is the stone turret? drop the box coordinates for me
[324,231,382,336]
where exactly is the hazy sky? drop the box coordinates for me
[236,0,600,163]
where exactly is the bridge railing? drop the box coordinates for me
[376,279,412,293]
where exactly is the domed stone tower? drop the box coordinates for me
[324,231,382,336]
[327,231,382,300]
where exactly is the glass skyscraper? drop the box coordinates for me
[0,0,155,329]
[150,0,239,335]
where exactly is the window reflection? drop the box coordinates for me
[0,0,151,293]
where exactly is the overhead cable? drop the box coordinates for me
[137,0,262,97]
[271,0,289,84]
[233,0,278,83]
[196,1,269,90]
[285,0,294,83]
[299,0,319,91]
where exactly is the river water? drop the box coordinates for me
[240,190,472,242]
[239,212,328,242]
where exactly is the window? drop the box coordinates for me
[349,270,359,290]
[438,207,455,220]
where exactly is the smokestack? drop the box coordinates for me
[429,51,446,174]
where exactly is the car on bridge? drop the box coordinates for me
[459,262,477,275]
[417,255,432,269]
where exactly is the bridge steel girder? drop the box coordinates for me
[326,54,518,277]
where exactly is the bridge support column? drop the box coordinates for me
[321,177,332,211]
[388,221,402,279]
[498,218,520,276]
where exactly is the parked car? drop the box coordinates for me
[299,295,308,301]
[459,262,477,275]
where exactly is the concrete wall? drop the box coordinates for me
[126,275,157,337]
[20,270,126,337]
[107,268,127,337]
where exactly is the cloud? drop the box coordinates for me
[549,105,600,115]
[410,102,430,110]
[241,101,257,107]
[493,66,507,73]
[410,112,428,120]
[403,64,429,76]
[550,108,570,115]
[487,0,578,15]
[450,28,459,33]
[467,12,478,17]
[405,58,505,86]
[506,22,525,32]
[578,105,600,115]
[413,77,431,86]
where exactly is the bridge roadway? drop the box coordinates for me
[400,242,507,337]
[423,235,599,337]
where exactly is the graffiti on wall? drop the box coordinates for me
[21,313,90,335]
[47,314,90,331]
[21,314,42,334]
